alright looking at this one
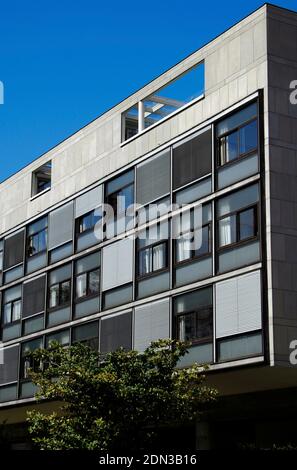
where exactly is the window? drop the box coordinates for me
[48,264,72,310]
[77,209,101,235]
[175,204,212,264]
[49,280,71,309]
[46,329,70,348]
[73,321,99,350]
[27,217,48,257]
[137,223,169,278]
[122,62,204,141]
[32,161,52,196]
[105,170,134,237]
[21,338,43,380]
[174,287,213,346]
[218,193,259,249]
[2,286,22,326]
[76,269,100,299]
[3,299,21,325]
[217,103,258,166]
[106,171,134,217]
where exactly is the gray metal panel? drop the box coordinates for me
[100,311,132,353]
[23,275,46,318]
[102,238,133,291]
[75,185,102,218]
[49,201,74,250]
[134,298,170,352]
[4,230,25,270]
[216,270,262,338]
[136,150,170,206]
[0,345,19,385]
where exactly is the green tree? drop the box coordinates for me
[27,339,217,451]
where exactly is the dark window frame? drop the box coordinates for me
[217,116,258,168]
[76,208,102,236]
[217,202,259,252]
[174,305,213,347]
[48,278,71,312]
[105,181,134,218]
[2,297,22,326]
[75,267,100,303]
[27,224,48,259]
[174,213,212,268]
[136,239,169,280]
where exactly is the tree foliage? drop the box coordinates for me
[27,339,217,450]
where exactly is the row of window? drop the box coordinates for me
[0,181,260,343]
[0,100,259,290]
[0,269,263,402]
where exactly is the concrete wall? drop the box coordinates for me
[266,5,297,366]
[0,5,267,235]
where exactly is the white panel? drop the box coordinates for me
[134,298,170,352]
[216,277,238,338]
[49,202,74,250]
[216,270,262,339]
[75,185,102,218]
[102,238,133,291]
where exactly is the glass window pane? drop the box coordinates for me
[89,270,100,295]
[176,234,192,262]
[76,273,87,298]
[224,131,238,163]
[194,225,210,257]
[240,120,257,154]
[219,215,236,247]
[139,248,152,276]
[177,308,212,344]
[12,299,21,321]
[153,243,166,271]
[49,284,59,308]
[60,280,71,305]
[3,303,12,324]
[239,208,256,241]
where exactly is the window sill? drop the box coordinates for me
[120,93,205,147]
[30,187,51,201]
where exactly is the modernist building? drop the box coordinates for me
[1,2,297,449]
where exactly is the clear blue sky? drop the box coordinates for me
[0,0,296,182]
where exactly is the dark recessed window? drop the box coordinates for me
[137,223,169,279]
[78,209,101,235]
[21,338,43,380]
[174,287,213,346]
[175,204,212,264]
[76,269,100,299]
[48,264,72,311]
[217,184,259,249]
[49,280,71,309]
[27,217,48,258]
[32,161,52,196]
[217,103,258,167]
[218,204,258,248]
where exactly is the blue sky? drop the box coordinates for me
[0,0,296,182]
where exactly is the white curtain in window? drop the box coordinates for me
[153,244,165,270]
[176,234,191,262]
[219,216,234,247]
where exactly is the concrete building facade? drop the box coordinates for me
[1,3,297,449]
